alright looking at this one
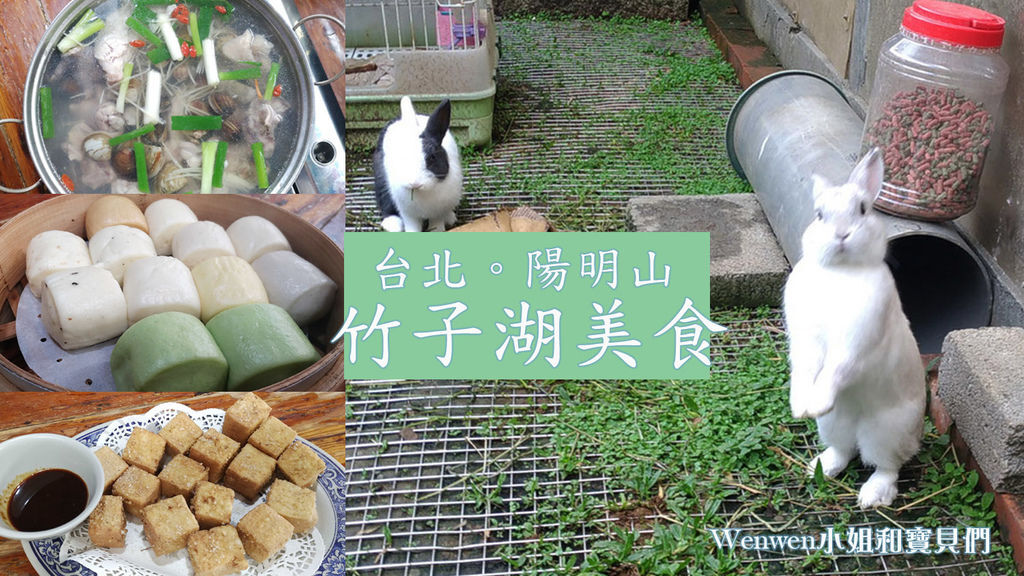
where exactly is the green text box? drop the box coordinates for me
[343,232,723,379]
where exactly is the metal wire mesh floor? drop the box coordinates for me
[346,381,616,573]
[345,18,747,231]
[345,312,1011,575]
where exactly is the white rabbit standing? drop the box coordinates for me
[784,148,926,509]
[373,96,464,232]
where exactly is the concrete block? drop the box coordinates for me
[626,194,789,308]
[938,327,1024,493]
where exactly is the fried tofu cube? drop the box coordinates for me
[88,495,126,548]
[188,429,241,483]
[276,442,325,489]
[247,417,297,459]
[236,504,294,563]
[158,454,209,498]
[222,392,272,443]
[266,479,317,532]
[122,427,166,474]
[190,480,235,529]
[95,446,128,492]
[141,494,200,556]
[112,465,160,518]
[223,444,276,501]
[159,412,204,456]
[187,525,249,576]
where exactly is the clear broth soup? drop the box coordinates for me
[37,0,304,194]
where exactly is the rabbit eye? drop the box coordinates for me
[815,209,823,220]
[860,202,867,215]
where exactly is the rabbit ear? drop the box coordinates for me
[399,96,418,122]
[423,99,452,142]
[848,148,884,201]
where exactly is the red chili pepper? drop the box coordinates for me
[215,5,227,15]
[181,41,190,56]
[273,85,282,98]
[172,3,190,24]
[189,46,197,58]
[61,174,74,192]
[129,39,145,48]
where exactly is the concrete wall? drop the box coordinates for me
[777,0,856,76]
[736,0,1024,322]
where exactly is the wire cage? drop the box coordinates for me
[346,0,499,149]
[348,0,487,56]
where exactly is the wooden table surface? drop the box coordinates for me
[0,391,345,575]
[0,193,345,391]
[0,193,346,233]
[0,0,345,193]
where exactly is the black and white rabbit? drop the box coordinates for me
[373,97,463,232]
[784,148,926,509]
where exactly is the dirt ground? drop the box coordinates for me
[494,0,692,20]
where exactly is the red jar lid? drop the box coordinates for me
[902,0,1004,48]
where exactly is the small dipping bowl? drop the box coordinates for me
[0,433,104,540]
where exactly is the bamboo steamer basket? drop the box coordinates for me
[0,195,343,391]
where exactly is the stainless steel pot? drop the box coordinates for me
[4,0,344,195]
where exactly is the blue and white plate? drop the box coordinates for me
[21,418,346,576]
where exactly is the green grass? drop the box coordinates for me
[345,308,1015,575]
[491,15,751,207]
[489,308,1016,575]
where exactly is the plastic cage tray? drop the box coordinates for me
[345,0,498,149]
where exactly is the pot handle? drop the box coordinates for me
[0,119,42,194]
[292,14,346,87]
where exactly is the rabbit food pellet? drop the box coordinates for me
[864,86,993,221]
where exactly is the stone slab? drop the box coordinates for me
[938,327,1024,493]
[626,194,789,308]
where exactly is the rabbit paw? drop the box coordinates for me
[790,395,808,419]
[858,471,898,509]
[808,447,852,478]
[803,388,836,419]
[791,388,835,419]
[381,216,403,232]
[445,210,457,226]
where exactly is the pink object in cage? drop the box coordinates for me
[436,4,455,49]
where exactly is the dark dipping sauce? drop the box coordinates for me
[7,469,88,532]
